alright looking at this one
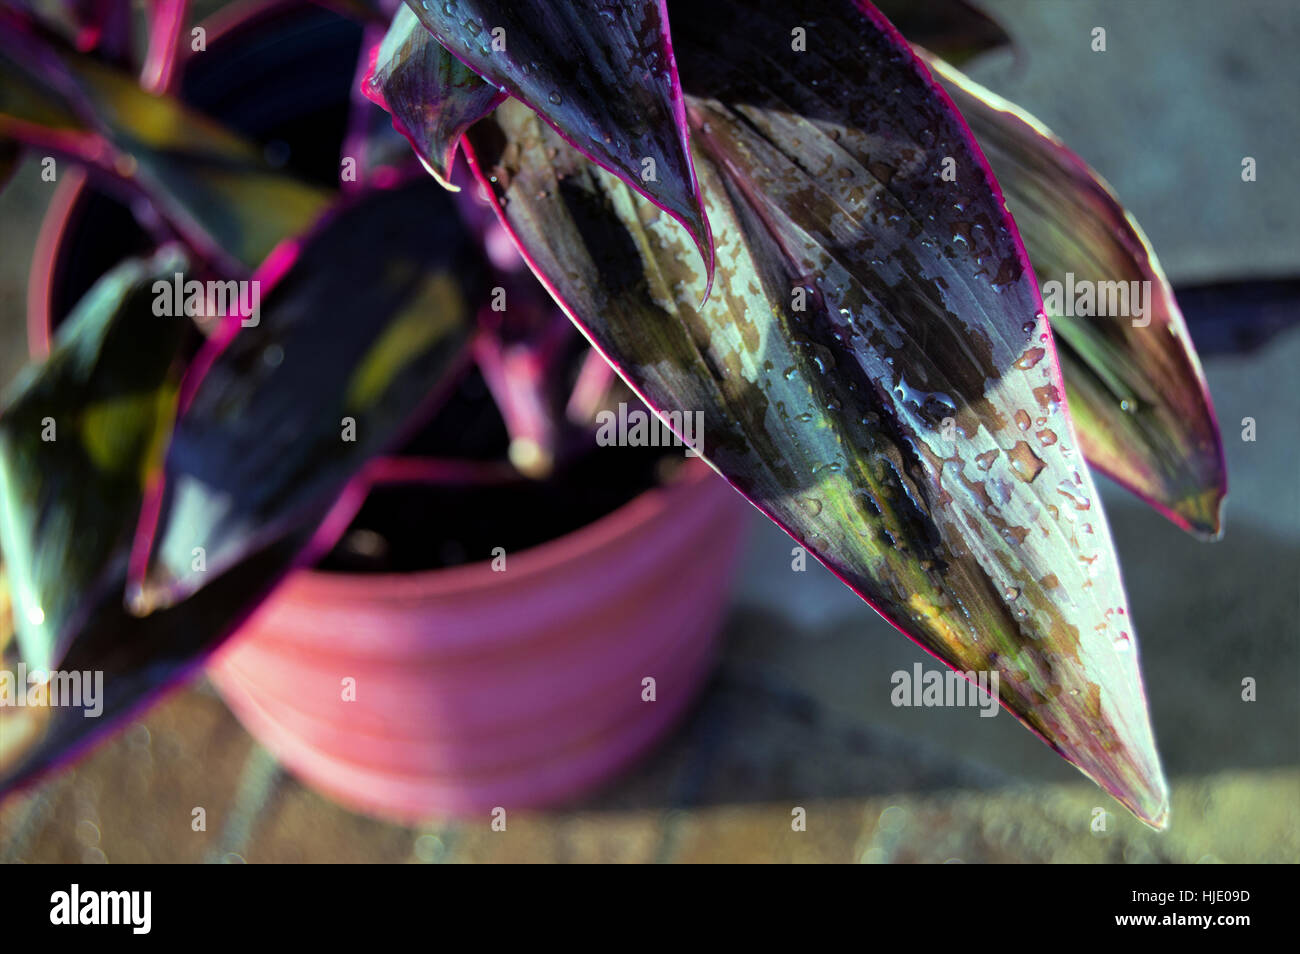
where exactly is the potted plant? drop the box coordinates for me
[0,0,1225,829]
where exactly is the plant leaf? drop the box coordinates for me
[0,17,333,270]
[362,2,505,189]
[464,0,1170,827]
[0,246,193,674]
[128,177,480,612]
[0,520,330,797]
[924,52,1227,537]
[401,0,713,288]
[876,0,1010,65]
[71,55,336,271]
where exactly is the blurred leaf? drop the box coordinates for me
[73,55,335,270]
[466,0,1170,827]
[0,522,324,798]
[925,52,1227,537]
[0,29,94,134]
[129,177,481,611]
[362,3,505,189]
[877,0,1010,65]
[0,246,193,674]
[402,0,713,288]
[0,16,333,270]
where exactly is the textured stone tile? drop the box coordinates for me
[1,681,254,863]
[238,778,414,864]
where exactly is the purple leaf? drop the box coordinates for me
[128,177,480,612]
[923,51,1227,537]
[401,0,713,291]
[362,3,505,189]
[464,0,1170,827]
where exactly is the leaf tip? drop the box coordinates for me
[1168,483,1227,540]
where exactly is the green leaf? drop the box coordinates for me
[925,52,1227,537]
[465,0,1170,827]
[0,246,193,674]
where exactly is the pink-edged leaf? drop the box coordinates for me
[924,52,1227,537]
[127,176,479,613]
[362,2,505,189]
[464,0,1170,827]
[877,0,1010,65]
[401,0,713,290]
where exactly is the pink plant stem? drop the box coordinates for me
[471,322,555,466]
[140,0,190,94]
[566,347,618,425]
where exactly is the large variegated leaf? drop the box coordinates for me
[401,0,712,283]
[363,3,505,189]
[465,0,1169,826]
[924,53,1227,537]
[128,176,480,612]
[0,247,193,674]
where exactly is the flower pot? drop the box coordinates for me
[208,460,747,820]
[27,0,752,820]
